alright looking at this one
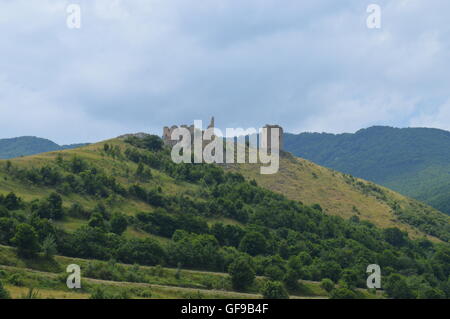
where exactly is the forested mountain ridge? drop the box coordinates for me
[284,126,450,214]
[0,136,88,159]
[0,134,449,299]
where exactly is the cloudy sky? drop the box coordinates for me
[1,0,450,144]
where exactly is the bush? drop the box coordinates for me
[0,281,10,299]
[320,278,335,293]
[228,258,255,291]
[12,224,40,258]
[384,274,415,299]
[110,213,128,235]
[261,281,289,299]
[42,235,57,259]
[330,287,358,299]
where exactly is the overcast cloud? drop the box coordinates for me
[1,0,450,144]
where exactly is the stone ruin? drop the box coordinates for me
[162,117,283,152]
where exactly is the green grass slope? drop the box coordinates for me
[226,150,450,242]
[284,126,450,214]
[0,134,449,299]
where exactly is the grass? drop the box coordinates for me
[225,150,445,241]
[0,137,446,243]
[0,245,336,299]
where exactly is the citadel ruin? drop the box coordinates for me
[162,117,283,153]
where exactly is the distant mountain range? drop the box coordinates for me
[0,136,89,159]
[284,126,450,214]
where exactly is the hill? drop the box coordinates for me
[0,135,449,299]
[225,149,450,242]
[284,126,450,214]
[0,136,88,159]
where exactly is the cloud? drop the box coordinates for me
[410,99,450,131]
[1,0,450,143]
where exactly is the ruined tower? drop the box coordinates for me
[162,117,215,146]
[260,124,283,152]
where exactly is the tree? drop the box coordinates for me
[142,135,164,151]
[239,231,268,256]
[110,213,128,235]
[0,206,10,218]
[320,278,335,293]
[261,281,289,299]
[330,287,358,299]
[418,285,446,299]
[384,274,415,299]
[88,213,108,231]
[42,235,57,259]
[4,192,20,210]
[0,281,10,299]
[383,228,407,247]
[12,224,40,258]
[228,258,255,291]
[283,269,300,291]
[340,269,359,289]
[47,192,64,219]
[116,238,166,266]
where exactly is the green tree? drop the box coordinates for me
[110,213,128,235]
[228,258,255,291]
[0,281,11,299]
[320,278,335,293]
[12,224,40,258]
[239,231,268,256]
[261,281,289,299]
[330,287,358,299]
[283,269,301,291]
[418,286,446,299]
[42,235,57,259]
[384,274,415,299]
[340,269,359,289]
[4,192,20,210]
[88,213,108,231]
[383,228,407,247]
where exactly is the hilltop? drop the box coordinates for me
[0,136,88,159]
[284,126,450,214]
[0,135,449,299]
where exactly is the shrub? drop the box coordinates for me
[0,281,10,299]
[261,281,289,299]
[228,258,255,291]
[320,278,335,293]
[330,287,358,299]
[12,224,40,258]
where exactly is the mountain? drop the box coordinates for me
[0,136,89,159]
[283,126,450,214]
[1,134,450,299]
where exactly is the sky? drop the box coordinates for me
[1,0,450,144]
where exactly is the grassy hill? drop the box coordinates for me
[0,135,449,299]
[227,151,450,242]
[284,126,450,215]
[0,136,88,159]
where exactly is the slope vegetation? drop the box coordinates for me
[284,126,450,214]
[226,150,450,242]
[0,135,449,299]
